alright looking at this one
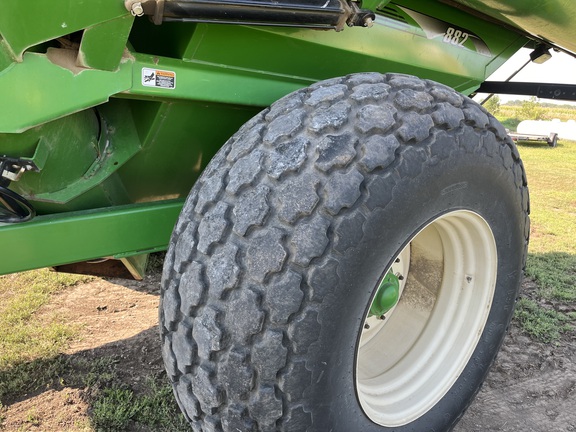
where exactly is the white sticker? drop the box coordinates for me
[141,68,176,89]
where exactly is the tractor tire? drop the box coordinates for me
[160,73,529,432]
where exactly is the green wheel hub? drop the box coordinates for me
[369,271,400,317]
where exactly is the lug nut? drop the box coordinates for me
[364,323,370,329]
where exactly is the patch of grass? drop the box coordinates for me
[0,267,188,430]
[91,378,189,432]
[525,253,576,302]
[517,139,576,255]
[0,269,91,371]
[1,352,189,431]
[25,408,41,427]
[0,356,69,403]
[507,132,576,343]
[499,103,576,122]
[82,357,119,390]
[514,298,573,343]
[86,359,188,432]
[91,387,137,431]
[0,269,91,403]
[131,378,190,430]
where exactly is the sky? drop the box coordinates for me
[474,47,576,105]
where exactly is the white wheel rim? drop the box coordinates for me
[356,210,498,427]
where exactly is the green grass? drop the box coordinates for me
[0,352,189,431]
[0,269,90,398]
[91,378,189,432]
[0,270,89,366]
[0,268,87,403]
[525,253,576,302]
[514,298,573,343]
[80,356,189,432]
[0,263,188,431]
[517,140,576,255]
[512,137,576,342]
[0,356,69,404]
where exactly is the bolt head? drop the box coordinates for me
[130,2,144,16]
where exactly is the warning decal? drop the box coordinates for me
[141,68,176,89]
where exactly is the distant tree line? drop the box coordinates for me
[483,96,576,121]
[503,100,576,109]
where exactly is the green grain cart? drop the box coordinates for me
[2,1,575,430]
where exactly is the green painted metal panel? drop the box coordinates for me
[0,0,129,60]
[128,52,309,106]
[3,110,100,197]
[0,1,528,134]
[117,99,260,204]
[0,0,535,276]
[126,1,527,107]
[78,15,134,71]
[0,200,183,275]
[0,50,133,133]
[16,101,142,204]
[449,0,576,55]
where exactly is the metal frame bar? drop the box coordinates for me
[0,200,183,275]
[477,81,576,101]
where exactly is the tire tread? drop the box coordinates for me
[160,73,530,431]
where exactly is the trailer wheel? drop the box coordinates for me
[160,73,529,431]
[548,133,558,147]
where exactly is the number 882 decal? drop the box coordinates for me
[398,6,492,57]
[443,27,469,47]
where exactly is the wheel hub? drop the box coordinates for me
[369,271,400,318]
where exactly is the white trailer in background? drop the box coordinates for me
[509,119,576,147]
[508,130,558,147]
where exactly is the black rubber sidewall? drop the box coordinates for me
[306,132,525,431]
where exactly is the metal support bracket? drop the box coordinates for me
[0,139,48,186]
[0,156,40,185]
[477,81,576,102]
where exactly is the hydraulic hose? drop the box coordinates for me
[0,186,36,223]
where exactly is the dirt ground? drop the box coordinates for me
[2,274,575,431]
[1,274,165,432]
